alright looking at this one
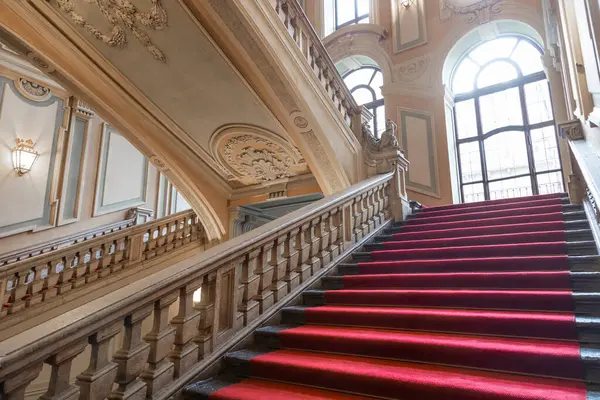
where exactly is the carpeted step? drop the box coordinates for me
[391,212,581,233]
[417,192,567,214]
[386,220,589,240]
[254,325,585,379]
[410,196,568,217]
[303,289,576,311]
[323,270,573,290]
[183,378,371,400]
[371,230,593,248]
[404,204,570,225]
[224,349,587,400]
[280,305,581,340]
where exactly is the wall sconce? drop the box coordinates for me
[401,0,416,8]
[11,138,39,176]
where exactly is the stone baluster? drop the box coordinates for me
[96,242,112,279]
[145,229,159,259]
[316,214,331,266]
[254,244,275,313]
[41,341,87,400]
[76,321,122,400]
[71,250,89,289]
[328,209,340,259]
[2,363,43,400]
[366,189,376,232]
[352,197,363,242]
[110,238,127,273]
[170,278,202,378]
[372,187,382,228]
[110,306,153,400]
[360,194,369,235]
[45,257,64,300]
[293,223,311,283]
[156,225,168,256]
[165,221,177,252]
[270,234,289,302]
[61,254,78,294]
[141,292,177,397]
[238,250,260,326]
[183,218,193,245]
[13,267,34,313]
[86,245,102,283]
[3,274,17,315]
[283,228,300,292]
[195,273,216,358]
[307,218,321,274]
[27,264,47,307]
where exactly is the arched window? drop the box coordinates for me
[335,0,370,30]
[451,36,564,203]
[343,66,385,138]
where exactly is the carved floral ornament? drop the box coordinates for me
[210,126,308,186]
[15,78,52,102]
[440,0,503,24]
[48,0,168,62]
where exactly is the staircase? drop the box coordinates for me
[183,192,600,399]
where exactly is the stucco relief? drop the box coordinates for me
[440,0,503,24]
[48,0,168,61]
[15,78,52,102]
[396,56,429,83]
[210,125,308,186]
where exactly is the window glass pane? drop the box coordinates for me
[537,171,564,194]
[452,58,479,94]
[463,183,485,203]
[510,40,543,75]
[484,131,529,181]
[357,0,370,16]
[459,142,482,183]
[469,37,518,65]
[344,68,375,90]
[488,176,533,200]
[371,71,383,99]
[455,99,478,139]
[351,87,374,105]
[336,0,356,25]
[531,126,561,172]
[476,61,518,88]
[374,105,386,138]
[479,88,522,133]
[525,80,554,124]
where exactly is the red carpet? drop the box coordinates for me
[189,193,595,400]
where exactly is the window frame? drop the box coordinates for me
[343,66,385,138]
[452,36,565,202]
[334,0,370,30]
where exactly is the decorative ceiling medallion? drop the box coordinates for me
[48,0,168,62]
[441,0,502,24]
[210,125,308,186]
[15,78,52,102]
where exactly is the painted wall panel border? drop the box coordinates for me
[397,106,440,197]
[93,123,148,216]
[0,76,64,238]
[392,0,428,53]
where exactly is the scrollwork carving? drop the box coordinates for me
[49,0,168,62]
[396,57,428,82]
[441,0,502,24]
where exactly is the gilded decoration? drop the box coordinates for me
[48,0,168,62]
[210,125,308,186]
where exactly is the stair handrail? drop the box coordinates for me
[273,0,361,126]
[0,171,403,399]
[0,208,207,322]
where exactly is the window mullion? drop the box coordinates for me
[474,95,490,200]
[519,83,539,195]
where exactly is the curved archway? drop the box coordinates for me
[443,28,565,203]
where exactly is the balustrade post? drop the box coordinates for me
[238,250,260,325]
[110,305,153,400]
[141,291,178,397]
[41,341,87,400]
[195,273,216,358]
[170,278,202,378]
[254,244,275,313]
[352,197,363,242]
[126,232,145,266]
[284,228,300,291]
[2,363,43,400]
[76,321,122,400]
[316,214,331,266]
[329,208,341,259]
[366,189,375,232]
[307,218,321,274]
[271,234,289,302]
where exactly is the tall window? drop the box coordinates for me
[343,66,385,137]
[335,0,370,30]
[452,36,564,203]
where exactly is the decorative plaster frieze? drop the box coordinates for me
[15,78,52,102]
[48,0,168,62]
[396,56,429,83]
[71,98,95,119]
[440,0,503,25]
[558,120,585,141]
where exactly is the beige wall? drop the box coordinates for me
[316,0,551,206]
[0,49,161,255]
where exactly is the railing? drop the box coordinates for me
[0,172,398,400]
[0,209,206,324]
[273,0,361,126]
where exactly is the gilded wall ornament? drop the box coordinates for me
[49,0,168,62]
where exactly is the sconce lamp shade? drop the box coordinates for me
[11,138,39,176]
